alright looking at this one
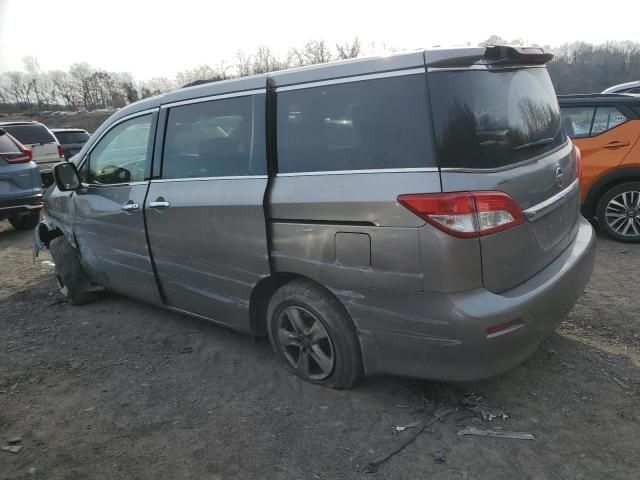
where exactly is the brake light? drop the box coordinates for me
[2,135,33,164]
[574,145,583,183]
[398,191,525,238]
[57,144,65,158]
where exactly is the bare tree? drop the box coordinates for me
[252,46,287,74]
[336,37,361,60]
[235,50,253,77]
[23,56,45,107]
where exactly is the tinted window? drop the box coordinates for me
[54,131,90,144]
[162,95,266,179]
[88,114,152,184]
[429,68,564,169]
[2,124,56,145]
[0,132,21,154]
[592,107,627,134]
[560,106,595,138]
[276,74,433,173]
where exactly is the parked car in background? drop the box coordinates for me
[36,46,595,388]
[602,81,640,95]
[0,121,65,185]
[559,94,640,242]
[0,129,42,230]
[51,128,91,160]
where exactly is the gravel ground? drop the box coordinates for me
[1,221,638,480]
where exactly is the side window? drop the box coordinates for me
[592,107,628,134]
[560,106,595,138]
[161,95,266,179]
[87,115,152,185]
[276,74,433,173]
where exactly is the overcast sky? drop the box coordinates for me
[1,0,639,80]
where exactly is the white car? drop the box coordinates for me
[602,81,640,95]
[0,121,65,183]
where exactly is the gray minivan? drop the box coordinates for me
[36,46,596,389]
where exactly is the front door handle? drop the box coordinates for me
[149,198,170,209]
[602,141,630,149]
[121,202,139,212]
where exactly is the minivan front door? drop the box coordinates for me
[145,93,270,332]
[72,111,161,304]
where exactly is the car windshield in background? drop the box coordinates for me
[429,67,564,169]
[54,131,90,144]
[2,124,56,145]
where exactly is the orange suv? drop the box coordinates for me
[559,94,640,242]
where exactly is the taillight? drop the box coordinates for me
[2,135,33,164]
[574,145,583,183]
[398,191,525,238]
[57,144,65,158]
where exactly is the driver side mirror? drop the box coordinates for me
[53,162,81,191]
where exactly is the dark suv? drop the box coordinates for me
[51,128,91,160]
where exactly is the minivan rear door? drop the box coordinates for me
[145,91,271,333]
[428,66,580,292]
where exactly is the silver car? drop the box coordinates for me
[36,46,596,389]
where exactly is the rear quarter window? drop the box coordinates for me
[429,68,564,169]
[276,74,434,173]
[1,124,56,145]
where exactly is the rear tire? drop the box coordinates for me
[8,212,40,231]
[596,182,640,243]
[267,279,363,389]
[49,237,97,305]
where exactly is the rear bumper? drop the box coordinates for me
[0,194,43,217]
[337,217,596,381]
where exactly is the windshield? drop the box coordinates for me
[54,131,90,144]
[2,124,56,145]
[429,67,564,169]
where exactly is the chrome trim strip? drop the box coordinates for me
[427,64,546,72]
[0,204,42,211]
[81,181,149,188]
[523,179,579,220]
[150,175,268,183]
[276,167,439,177]
[276,68,425,92]
[161,89,266,109]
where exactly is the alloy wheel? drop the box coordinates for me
[605,190,640,237]
[276,305,335,380]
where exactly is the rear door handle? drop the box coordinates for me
[121,202,139,212]
[602,141,630,149]
[149,199,170,209]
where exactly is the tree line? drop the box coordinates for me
[1,36,639,113]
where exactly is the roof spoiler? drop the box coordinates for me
[425,46,554,68]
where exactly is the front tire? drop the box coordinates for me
[267,279,364,389]
[8,212,40,231]
[49,237,97,305]
[596,182,640,243]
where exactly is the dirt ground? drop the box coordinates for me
[1,221,638,480]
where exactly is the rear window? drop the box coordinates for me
[0,133,21,154]
[429,68,564,169]
[277,74,434,173]
[54,131,90,144]
[1,124,56,145]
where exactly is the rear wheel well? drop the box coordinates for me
[584,172,640,219]
[249,273,346,337]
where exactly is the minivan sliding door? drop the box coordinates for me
[145,92,270,332]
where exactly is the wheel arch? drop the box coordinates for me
[583,167,640,219]
[249,272,348,337]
